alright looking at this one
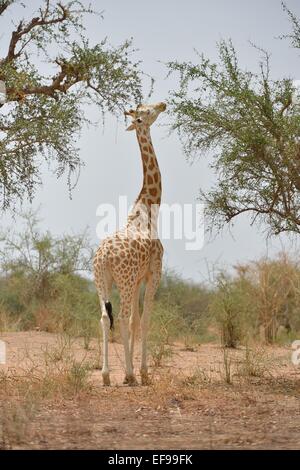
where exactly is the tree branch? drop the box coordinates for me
[0,0,14,16]
[3,2,69,63]
[6,57,81,100]
[279,96,292,115]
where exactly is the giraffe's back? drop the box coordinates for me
[94,231,163,289]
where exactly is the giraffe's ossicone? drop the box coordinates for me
[94,102,166,386]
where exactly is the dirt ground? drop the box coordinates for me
[0,331,300,449]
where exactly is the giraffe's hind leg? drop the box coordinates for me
[100,299,111,386]
[118,290,138,386]
[129,283,141,366]
[95,269,112,386]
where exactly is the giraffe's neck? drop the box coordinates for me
[125,126,161,236]
[134,126,162,210]
[126,128,161,238]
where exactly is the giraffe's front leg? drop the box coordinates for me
[140,252,162,385]
[140,280,155,386]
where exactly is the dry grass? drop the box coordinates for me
[236,344,273,379]
[0,306,21,333]
[0,337,99,449]
[0,331,300,449]
[0,369,92,449]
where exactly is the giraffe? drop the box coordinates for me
[93,101,166,386]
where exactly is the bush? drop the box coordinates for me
[155,270,212,344]
[0,211,99,338]
[2,212,300,351]
[210,272,249,348]
[210,253,300,346]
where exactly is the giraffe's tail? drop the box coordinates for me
[105,301,114,330]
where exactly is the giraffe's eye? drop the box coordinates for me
[137,118,142,123]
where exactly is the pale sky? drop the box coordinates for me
[1,0,300,282]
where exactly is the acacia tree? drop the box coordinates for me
[167,3,300,236]
[0,209,93,299]
[0,0,142,207]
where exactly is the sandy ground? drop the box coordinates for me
[0,331,300,449]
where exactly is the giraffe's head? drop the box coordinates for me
[124,102,166,131]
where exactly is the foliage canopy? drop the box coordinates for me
[0,0,143,207]
[167,3,300,236]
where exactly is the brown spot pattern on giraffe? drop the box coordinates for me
[94,122,163,321]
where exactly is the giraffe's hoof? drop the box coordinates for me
[102,372,111,386]
[123,375,138,386]
[140,370,151,386]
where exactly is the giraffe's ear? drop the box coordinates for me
[126,123,135,131]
